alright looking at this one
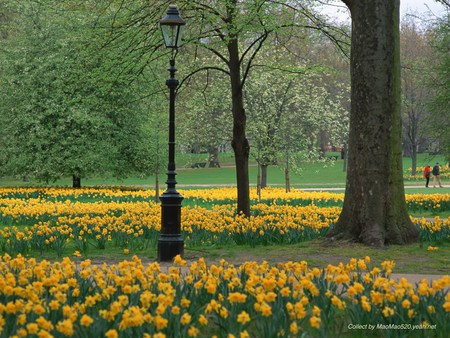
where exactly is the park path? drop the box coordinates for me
[175,184,449,190]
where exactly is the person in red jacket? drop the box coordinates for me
[423,165,431,188]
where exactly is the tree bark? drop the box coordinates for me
[72,175,81,188]
[285,167,290,193]
[228,36,250,216]
[208,146,220,168]
[261,164,268,189]
[411,145,417,176]
[155,172,160,203]
[327,0,419,246]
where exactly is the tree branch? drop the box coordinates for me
[178,66,230,91]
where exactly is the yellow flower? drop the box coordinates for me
[240,331,250,338]
[56,319,74,336]
[312,306,321,316]
[174,255,187,267]
[187,326,199,337]
[34,304,46,315]
[331,296,346,310]
[105,329,119,338]
[171,306,180,315]
[181,298,191,308]
[220,307,229,318]
[361,296,371,312]
[382,307,394,317]
[154,315,168,330]
[237,311,251,325]
[16,328,27,337]
[347,286,356,297]
[443,301,450,312]
[73,251,81,257]
[198,314,208,326]
[260,303,272,317]
[181,313,192,325]
[36,316,53,331]
[152,334,166,338]
[228,292,247,303]
[290,322,299,334]
[26,323,39,334]
[401,299,411,309]
[123,249,129,254]
[427,246,439,251]
[370,291,384,305]
[80,314,94,327]
[310,316,321,329]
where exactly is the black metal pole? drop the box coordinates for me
[158,58,184,262]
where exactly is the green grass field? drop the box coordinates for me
[0,152,447,189]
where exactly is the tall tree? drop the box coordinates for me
[327,0,419,246]
[427,12,450,162]
[96,0,348,215]
[178,71,232,168]
[0,0,154,186]
[246,68,348,188]
[400,19,432,175]
[179,0,347,215]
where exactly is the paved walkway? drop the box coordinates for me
[390,273,448,285]
[176,184,450,190]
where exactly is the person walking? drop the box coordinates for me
[432,162,443,188]
[423,165,431,188]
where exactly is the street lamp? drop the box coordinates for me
[158,4,186,262]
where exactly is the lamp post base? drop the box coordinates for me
[158,236,184,262]
[158,189,184,262]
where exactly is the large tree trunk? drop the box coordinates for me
[72,175,81,188]
[228,37,250,216]
[327,0,419,246]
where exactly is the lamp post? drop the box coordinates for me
[158,4,186,262]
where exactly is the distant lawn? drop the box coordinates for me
[0,152,447,188]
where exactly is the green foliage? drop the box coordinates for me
[245,68,349,173]
[0,0,157,183]
[427,14,450,162]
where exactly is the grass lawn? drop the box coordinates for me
[27,238,449,275]
[0,152,447,188]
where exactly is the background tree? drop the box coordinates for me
[178,71,232,168]
[327,0,419,246]
[426,11,450,163]
[153,0,345,215]
[245,68,349,188]
[0,0,154,186]
[400,18,433,175]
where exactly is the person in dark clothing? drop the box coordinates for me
[432,163,443,188]
[423,165,431,188]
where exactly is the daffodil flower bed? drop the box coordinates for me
[0,254,448,338]
[0,188,449,257]
[404,165,450,181]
